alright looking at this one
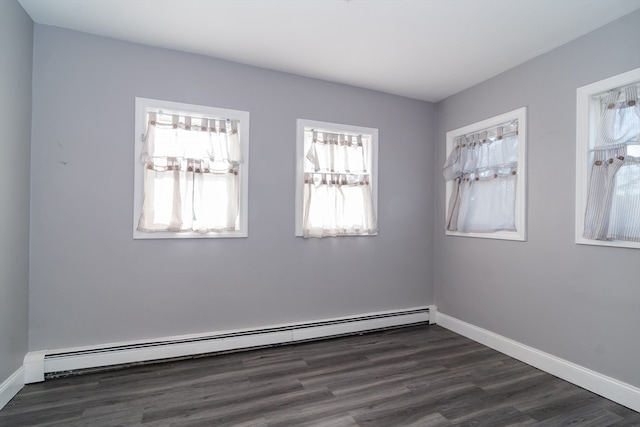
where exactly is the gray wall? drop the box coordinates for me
[0,1,33,383]
[434,10,640,387]
[28,25,435,351]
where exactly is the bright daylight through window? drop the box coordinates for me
[133,98,249,239]
[295,119,378,238]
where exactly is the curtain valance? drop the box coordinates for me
[594,85,639,149]
[443,121,518,182]
[141,112,243,167]
[306,130,368,174]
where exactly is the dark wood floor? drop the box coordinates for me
[1,325,639,426]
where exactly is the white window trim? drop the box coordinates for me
[133,97,250,239]
[295,119,379,237]
[444,107,527,241]
[575,68,640,249]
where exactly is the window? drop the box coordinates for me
[133,97,249,239]
[575,68,640,249]
[442,107,527,241]
[295,119,378,238]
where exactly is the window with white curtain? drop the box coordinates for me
[133,97,249,239]
[295,119,378,238]
[443,107,527,241]
[576,68,640,249]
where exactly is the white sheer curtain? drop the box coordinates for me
[443,121,519,233]
[583,85,640,242]
[137,112,243,233]
[302,131,377,238]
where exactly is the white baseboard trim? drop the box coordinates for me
[436,312,640,412]
[25,306,435,383]
[0,366,25,411]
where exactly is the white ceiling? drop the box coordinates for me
[18,0,640,102]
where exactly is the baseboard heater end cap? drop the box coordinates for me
[427,305,438,325]
[24,351,47,384]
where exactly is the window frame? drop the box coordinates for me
[444,107,528,241]
[575,68,640,249]
[133,97,250,239]
[295,119,379,237]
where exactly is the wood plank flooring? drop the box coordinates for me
[1,325,639,426]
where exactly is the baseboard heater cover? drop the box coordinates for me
[28,305,436,382]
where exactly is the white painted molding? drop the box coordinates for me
[24,306,433,383]
[23,350,46,384]
[426,305,438,324]
[0,366,24,411]
[436,312,640,412]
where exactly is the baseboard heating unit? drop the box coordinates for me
[23,305,437,384]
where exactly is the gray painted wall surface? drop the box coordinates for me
[434,10,640,387]
[0,0,33,383]
[29,25,435,351]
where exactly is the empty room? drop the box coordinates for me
[1,0,639,425]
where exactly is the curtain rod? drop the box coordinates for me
[306,128,366,138]
[456,119,518,141]
[593,82,640,100]
[151,110,237,123]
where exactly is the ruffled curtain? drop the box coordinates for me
[583,85,640,242]
[302,131,377,238]
[443,122,519,233]
[137,112,243,233]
